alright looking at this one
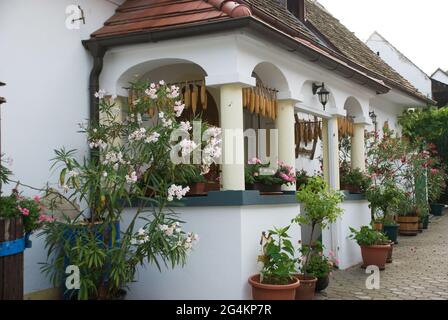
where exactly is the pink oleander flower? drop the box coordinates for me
[38,214,55,223]
[17,206,29,216]
[33,195,41,202]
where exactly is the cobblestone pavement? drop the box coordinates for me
[316,212,448,300]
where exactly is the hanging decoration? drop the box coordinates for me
[295,115,322,159]
[337,116,355,139]
[242,83,278,121]
[127,79,209,118]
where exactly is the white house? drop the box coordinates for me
[366,31,432,99]
[1,0,431,299]
[431,68,448,85]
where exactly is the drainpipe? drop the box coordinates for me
[82,41,106,162]
[83,41,106,125]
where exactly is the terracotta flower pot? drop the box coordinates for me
[248,274,300,300]
[386,241,394,264]
[294,274,317,300]
[360,244,390,270]
[373,222,383,231]
[187,182,206,196]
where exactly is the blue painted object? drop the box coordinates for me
[25,232,33,248]
[61,221,121,299]
[0,237,25,257]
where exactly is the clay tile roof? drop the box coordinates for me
[305,0,430,103]
[91,0,251,38]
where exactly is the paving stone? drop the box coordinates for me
[316,213,448,300]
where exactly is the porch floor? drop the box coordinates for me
[316,210,448,300]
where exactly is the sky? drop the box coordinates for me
[316,0,447,76]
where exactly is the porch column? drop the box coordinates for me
[351,123,366,171]
[321,119,330,185]
[327,116,340,190]
[220,84,245,191]
[275,100,296,191]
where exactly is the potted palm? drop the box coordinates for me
[294,176,343,300]
[248,226,300,300]
[349,226,390,270]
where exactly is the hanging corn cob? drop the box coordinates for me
[254,87,260,114]
[201,80,207,110]
[191,84,198,114]
[184,83,191,109]
[249,87,255,113]
[308,121,313,143]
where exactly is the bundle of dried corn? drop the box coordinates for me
[242,84,278,120]
[294,116,322,159]
[337,116,355,139]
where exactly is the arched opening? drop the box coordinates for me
[243,62,289,164]
[116,60,221,191]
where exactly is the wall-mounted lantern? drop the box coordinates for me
[312,82,330,110]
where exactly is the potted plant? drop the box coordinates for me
[295,169,310,190]
[294,176,343,300]
[428,167,446,217]
[340,167,371,194]
[248,226,300,300]
[245,158,295,193]
[366,181,401,243]
[396,193,419,236]
[302,241,338,292]
[0,160,55,299]
[176,165,207,196]
[349,226,390,270]
[39,81,215,299]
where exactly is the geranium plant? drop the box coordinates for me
[39,80,220,299]
[349,226,389,246]
[245,158,295,186]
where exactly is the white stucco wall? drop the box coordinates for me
[0,0,123,294]
[432,69,448,86]
[122,204,300,300]
[366,32,432,98]
[336,200,371,270]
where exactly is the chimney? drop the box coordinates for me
[286,0,306,22]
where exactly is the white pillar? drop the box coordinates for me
[321,119,330,186]
[275,100,296,191]
[220,84,245,191]
[351,123,366,171]
[327,116,340,190]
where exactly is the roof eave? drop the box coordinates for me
[83,17,389,95]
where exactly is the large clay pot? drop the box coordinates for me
[373,222,383,231]
[248,274,300,300]
[386,241,394,263]
[315,275,330,292]
[397,216,419,236]
[360,244,390,270]
[294,274,317,300]
[187,182,206,196]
